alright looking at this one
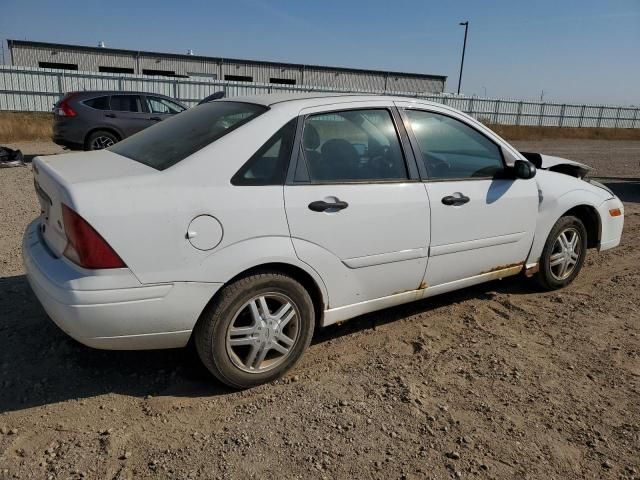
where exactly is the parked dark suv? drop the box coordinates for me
[52,91,187,150]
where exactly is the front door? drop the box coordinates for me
[284,105,430,309]
[398,105,539,286]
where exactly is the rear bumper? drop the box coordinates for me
[22,220,220,350]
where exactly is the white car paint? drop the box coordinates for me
[23,93,624,350]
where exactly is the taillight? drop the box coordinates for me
[54,93,77,117]
[61,204,126,269]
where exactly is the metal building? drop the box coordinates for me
[7,39,446,94]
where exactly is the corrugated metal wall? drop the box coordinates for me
[10,43,445,93]
[1,66,639,128]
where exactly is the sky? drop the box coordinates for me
[1,0,638,105]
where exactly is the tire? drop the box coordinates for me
[85,130,119,151]
[194,272,315,389]
[535,215,588,290]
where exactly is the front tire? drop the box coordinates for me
[195,272,315,389]
[535,215,587,290]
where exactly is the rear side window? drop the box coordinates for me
[109,101,267,170]
[110,95,142,112]
[231,119,297,185]
[83,96,110,110]
[301,109,408,183]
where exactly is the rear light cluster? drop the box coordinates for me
[61,204,126,269]
[53,93,77,117]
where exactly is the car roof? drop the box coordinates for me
[217,92,443,109]
[70,91,175,97]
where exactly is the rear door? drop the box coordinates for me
[284,103,430,309]
[105,94,152,137]
[397,103,538,286]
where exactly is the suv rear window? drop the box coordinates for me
[109,101,267,170]
[83,96,110,110]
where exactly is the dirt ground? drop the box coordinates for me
[0,140,638,480]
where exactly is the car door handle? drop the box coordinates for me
[441,194,470,206]
[149,116,162,121]
[105,113,117,118]
[308,200,349,212]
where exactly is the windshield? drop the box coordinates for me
[109,101,267,170]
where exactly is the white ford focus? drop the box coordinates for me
[23,94,624,388]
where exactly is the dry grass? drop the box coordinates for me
[0,112,53,143]
[487,124,640,141]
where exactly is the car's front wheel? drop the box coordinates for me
[535,215,588,290]
[195,272,315,389]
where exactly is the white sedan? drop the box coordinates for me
[23,94,624,388]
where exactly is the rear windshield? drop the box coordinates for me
[109,101,267,170]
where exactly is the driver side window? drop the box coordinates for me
[405,110,503,180]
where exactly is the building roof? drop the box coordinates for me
[7,39,447,81]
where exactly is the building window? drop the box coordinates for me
[142,69,176,77]
[39,62,78,71]
[187,72,217,79]
[270,78,296,85]
[225,74,253,82]
[99,66,134,74]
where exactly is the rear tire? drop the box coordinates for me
[535,215,587,290]
[86,130,119,151]
[194,272,315,389]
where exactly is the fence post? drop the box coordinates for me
[596,106,604,128]
[614,107,622,128]
[538,103,545,127]
[468,96,475,117]
[516,101,523,126]
[493,100,500,124]
[173,79,178,100]
[118,76,123,90]
[633,108,639,129]
[578,105,586,128]
[559,104,566,127]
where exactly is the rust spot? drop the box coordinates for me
[478,262,524,278]
[418,281,429,290]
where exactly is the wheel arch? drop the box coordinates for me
[190,261,327,347]
[562,204,601,249]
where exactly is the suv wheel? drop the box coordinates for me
[86,130,118,150]
[195,272,315,389]
[535,215,587,290]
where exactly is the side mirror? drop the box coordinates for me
[513,159,536,179]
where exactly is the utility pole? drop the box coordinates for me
[457,21,469,94]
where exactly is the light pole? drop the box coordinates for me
[482,86,487,97]
[457,21,469,95]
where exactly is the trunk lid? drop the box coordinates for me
[32,150,155,257]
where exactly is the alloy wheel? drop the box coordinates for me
[91,136,115,150]
[549,227,582,281]
[226,293,300,373]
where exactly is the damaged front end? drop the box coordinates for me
[520,152,591,179]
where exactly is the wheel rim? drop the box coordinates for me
[91,136,115,150]
[226,293,300,373]
[549,227,582,281]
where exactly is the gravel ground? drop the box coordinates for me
[0,140,639,479]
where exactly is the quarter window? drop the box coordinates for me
[232,119,297,185]
[405,110,503,180]
[301,109,407,182]
[109,95,142,113]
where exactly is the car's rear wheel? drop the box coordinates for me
[535,215,587,290]
[195,272,315,389]
[86,130,118,151]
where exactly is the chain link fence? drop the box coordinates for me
[1,65,638,128]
